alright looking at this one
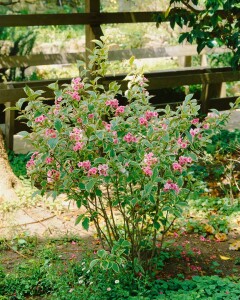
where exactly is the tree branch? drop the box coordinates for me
[180,0,202,13]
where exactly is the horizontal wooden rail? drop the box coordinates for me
[0,12,161,27]
[0,45,231,68]
[0,67,239,104]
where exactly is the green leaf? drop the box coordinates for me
[47,138,58,149]
[24,85,35,97]
[75,214,84,225]
[17,131,29,137]
[129,55,135,66]
[153,221,161,230]
[112,262,120,273]
[94,157,107,164]
[101,261,109,270]
[54,119,62,132]
[95,130,104,140]
[82,217,89,231]
[89,259,99,269]
[85,179,96,192]
[48,81,59,91]
[185,94,194,101]
[97,249,107,258]
[79,182,85,190]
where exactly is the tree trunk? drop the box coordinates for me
[0,129,21,203]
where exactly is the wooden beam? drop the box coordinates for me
[0,46,231,69]
[0,12,163,27]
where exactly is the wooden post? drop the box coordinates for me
[4,101,15,151]
[85,0,103,67]
[200,83,225,114]
[200,54,208,67]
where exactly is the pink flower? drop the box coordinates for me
[172,162,182,173]
[115,106,125,116]
[103,122,111,132]
[26,159,35,169]
[142,166,153,176]
[46,157,54,164]
[145,110,158,120]
[78,160,91,170]
[113,138,118,144]
[67,91,81,101]
[203,123,210,129]
[123,133,137,143]
[98,164,108,176]
[55,96,62,105]
[45,129,57,138]
[47,169,60,183]
[77,118,83,124]
[161,123,168,130]
[179,156,192,165]
[35,115,47,123]
[138,117,148,127]
[105,99,119,109]
[87,167,98,177]
[143,152,158,166]
[88,113,94,119]
[73,142,84,151]
[191,118,199,125]
[71,77,84,91]
[190,128,200,137]
[70,128,83,141]
[163,180,180,193]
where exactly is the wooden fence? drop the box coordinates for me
[0,0,239,150]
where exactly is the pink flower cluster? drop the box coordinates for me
[190,128,200,137]
[142,152,158,176]
[172,156,192,173]
[78,161,108,177]
[103,122,111,132]
[71,77,84,91]
[163,180,180,193]
[47,169,60,183]
[77,160,91,170]
[46,157,54,164]
[66,91,81,101]
[35,115,47,123]
[45,129,57,138]
[73,141,84,152]
[177,137,188,149]
[191,118,199,125]
[26,152,38,169]
[139,117,148,127]
[203,123,210,129]
[98,164,108,176]
[70,128,83,141]
[145,110,158,120]
[105,99,119,109]
[115,106,125,116]
[123,132,138,143]
[55,96,62,105]
[178,156,192,165]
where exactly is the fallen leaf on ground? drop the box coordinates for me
[205,224,215,234]
[219,255,231,260]
[215,233,228,242]
[229,240,240,251]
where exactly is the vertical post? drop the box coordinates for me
[85,0,103,67]
[200,54,208,67]
[183,55,192,67]
[5,101,15,151]
[200,82,225,114]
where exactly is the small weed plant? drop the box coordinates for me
[14,38,237,270]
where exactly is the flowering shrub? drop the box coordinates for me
[16,40,230,270]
